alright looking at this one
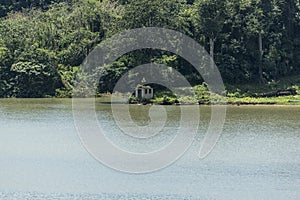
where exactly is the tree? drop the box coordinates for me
[0,0,121,97]
[193,0,227,69]
[122,0,181,29]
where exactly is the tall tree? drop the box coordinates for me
[193,0,227,69]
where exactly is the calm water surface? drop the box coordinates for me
[0,98,299,199]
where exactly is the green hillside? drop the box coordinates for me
[0,0,299,98]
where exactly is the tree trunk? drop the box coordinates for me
[209,34,215,69]
[258,32,264,83]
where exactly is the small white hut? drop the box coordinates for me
[135,85,153,99]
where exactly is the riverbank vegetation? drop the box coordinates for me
[131,83,300,105]
[0,0,299,102]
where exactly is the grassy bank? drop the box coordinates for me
[148,95,300,105]
[226,96,300,105]
[133,81,300,105]
[149,95,300,105]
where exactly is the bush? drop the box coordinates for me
[128,95,138,104]
[55,88,72,98]
[152,95,178,105]
[193,83,210,104]
[291,85,300,95]
[177,96,198,104]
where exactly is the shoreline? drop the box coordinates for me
[1,97,300,106]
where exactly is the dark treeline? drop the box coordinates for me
[0,0,299,97]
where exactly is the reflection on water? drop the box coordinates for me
[0,99,299,199]
[0,191,198,200]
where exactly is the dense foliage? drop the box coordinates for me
[0,0,299,97]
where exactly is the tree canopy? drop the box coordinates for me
[0,0,299,97]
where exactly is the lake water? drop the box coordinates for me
[0,98,299,199]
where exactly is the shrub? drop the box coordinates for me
[152,95,178,105]
[193,83,210,104]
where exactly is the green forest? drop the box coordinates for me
[0,0,299,99]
